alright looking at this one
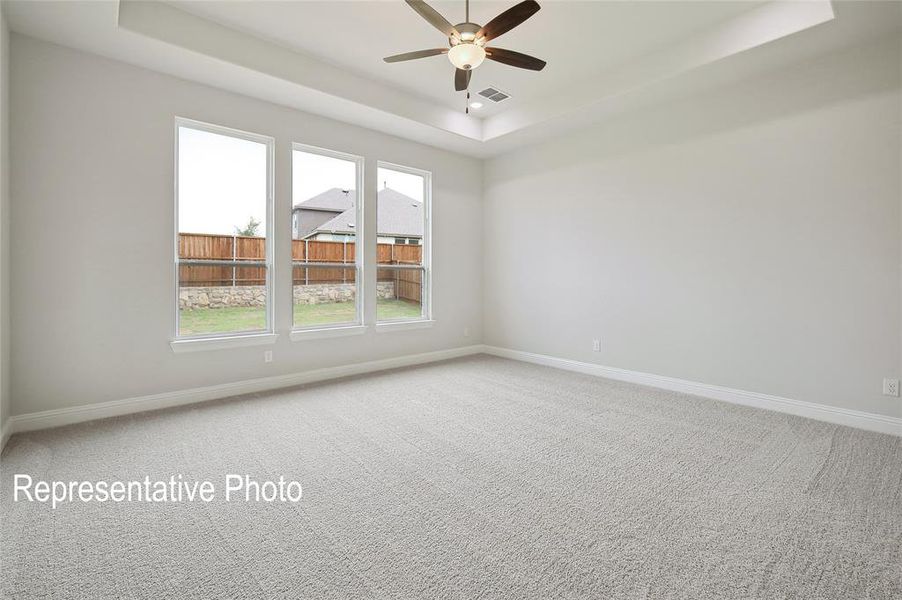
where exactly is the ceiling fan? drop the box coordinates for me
[384,0,546,97]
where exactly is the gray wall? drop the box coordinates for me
[0,8,9,433]
[9,35,483,415]
[293,208,341,240]
[484,35,902,420]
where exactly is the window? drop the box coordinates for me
[393,237,420,245]
[377,163,430,323]
[292,144,364,330]
[175,119,273,339]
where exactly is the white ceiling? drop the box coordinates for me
[4,1,900,157]
[168,1,765,116]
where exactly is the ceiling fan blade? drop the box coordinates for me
[405,0,460,38]
[384,48,448,63]
[486,47,546,71]
[454,68,471,91]
[477,0,541,42]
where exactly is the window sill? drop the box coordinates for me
[376,319,435,333]
[170,333,279,353]
[290,324,368,342]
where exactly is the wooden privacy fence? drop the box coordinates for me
[179,233,267,286]
[179,233,423,303]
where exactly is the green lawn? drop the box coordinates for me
[179,298,422,336]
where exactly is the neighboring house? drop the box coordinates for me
[292,187,423,245]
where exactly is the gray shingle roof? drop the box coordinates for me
[295,188,355,212]
[296,188,423,238]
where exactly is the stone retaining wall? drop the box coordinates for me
[179,282,395,309]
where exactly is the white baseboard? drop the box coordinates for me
[4,345,485,441]
[4,343,898,447]
[0,419,11,452]
[483,346,902,437]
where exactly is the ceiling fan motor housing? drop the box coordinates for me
[451,22,483,44]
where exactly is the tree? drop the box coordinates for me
[234,217,261,237]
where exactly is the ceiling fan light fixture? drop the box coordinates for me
[448,43,486,70]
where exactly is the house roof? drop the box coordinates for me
[294,187,355,212]
[295,188,423,238]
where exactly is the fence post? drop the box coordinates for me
[391,244,398,300]
[304,239,309,286]
[232,234,237,287]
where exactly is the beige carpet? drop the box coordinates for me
[1,355,900,599]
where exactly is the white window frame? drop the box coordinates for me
[376,161,433,332]
[170,118,276,352]
[290,143,366,341]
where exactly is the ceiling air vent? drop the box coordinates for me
[478,87,511,103]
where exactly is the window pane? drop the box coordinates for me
[293,265,358,327]
[293,147,361,329]
[177,125,269,338]
[376,266,424,321]
[376,167,424,267]
[377,165,427,322]
[179,268,267,335]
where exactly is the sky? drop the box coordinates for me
[178,126,423,236]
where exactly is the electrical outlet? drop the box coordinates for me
[464,327,470,337]
[592,339,601,352]
[883,378,899,397]
[264,350,273,364]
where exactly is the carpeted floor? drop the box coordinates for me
[1,355,900,599]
